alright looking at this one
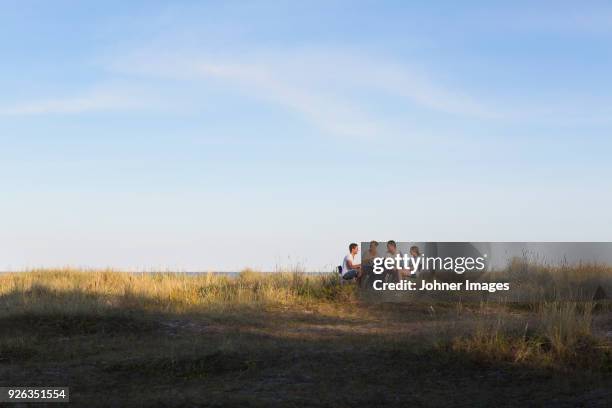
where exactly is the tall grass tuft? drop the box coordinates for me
[0,269,355,317]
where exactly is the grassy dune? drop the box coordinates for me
[1,265,611,407]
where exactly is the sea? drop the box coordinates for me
[0,271,333,277]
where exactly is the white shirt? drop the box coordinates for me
[385,250,402,260]
[385,250,402,270]
[342,253,358,276]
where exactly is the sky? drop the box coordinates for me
[1,0,612,272]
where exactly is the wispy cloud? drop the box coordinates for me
[195,60,398,138]
[105,48,500,138]
[5,44,609,138]
[0,85,159,116]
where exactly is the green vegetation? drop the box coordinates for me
[0,266,610,406]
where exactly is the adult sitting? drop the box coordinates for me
[341,243,361,281]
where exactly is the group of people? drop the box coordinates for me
[341,241,422,286]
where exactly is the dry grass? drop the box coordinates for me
[0,268,353,315]
[0,265,610,406]
[488,259,612,303]
[436,261,611,371]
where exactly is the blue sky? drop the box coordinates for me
[1,0,611,271]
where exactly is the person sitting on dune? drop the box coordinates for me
[341,243,361,281]
[408,245,422,277]
[384,240,403,282]
[360,240,379,286]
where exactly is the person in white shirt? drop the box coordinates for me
[341,243,361,280]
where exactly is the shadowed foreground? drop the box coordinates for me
[0,268,611,407]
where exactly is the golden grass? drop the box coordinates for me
[495,259,612,303]
[0,268,354,315]
[446,300,608,369]
[1,264,610,371]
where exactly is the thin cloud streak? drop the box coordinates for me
[195,61,397,139]
[194,55,501,118]
[106,49,501,138]
[114,49,612,128]
[0,86,159,116]
[5,47,610,135]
